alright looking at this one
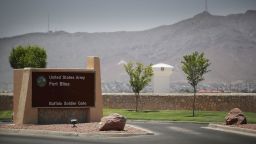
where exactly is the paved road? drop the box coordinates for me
[0,122,256,144]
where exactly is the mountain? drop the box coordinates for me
[1,10,256,91]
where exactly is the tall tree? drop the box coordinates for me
[181,51,210,117]
[124,62,153,112]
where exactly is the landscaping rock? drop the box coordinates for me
[99,113,126,131]
[225,108,247,125]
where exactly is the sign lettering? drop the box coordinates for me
[32,71,95,107]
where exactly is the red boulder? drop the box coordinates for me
[225,108,247,125]
[99,113,126,131]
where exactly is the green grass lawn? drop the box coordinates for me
[1,109,255,124]
[104,108,256,124]
[0,110,12,120]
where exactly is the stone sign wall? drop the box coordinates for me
[12,56,103,124]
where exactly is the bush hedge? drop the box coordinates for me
[9,45,47,68]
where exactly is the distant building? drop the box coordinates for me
[118,60,127,65]
[152,63,174,93]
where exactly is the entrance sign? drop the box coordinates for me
[32,71,95,107]
[13,56,103,124]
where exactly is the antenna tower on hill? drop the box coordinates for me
[47,13,50,32]
[205,0,208,12]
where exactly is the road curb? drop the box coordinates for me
[205,123,256,137]
[128,120,209,124]
[126,124,154,135]
[0,124,153,138]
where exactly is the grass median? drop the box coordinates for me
[104,108,256,124]
[1,109,255,124]
[0,110,12,121]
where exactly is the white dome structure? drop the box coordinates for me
[118,60,127,65]
[152,63,174,93]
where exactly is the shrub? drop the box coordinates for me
[9,45,47,68]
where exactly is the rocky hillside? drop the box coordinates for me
[0,10,256,91]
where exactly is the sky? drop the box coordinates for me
[0,0,256,38]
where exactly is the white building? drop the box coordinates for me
[152,63,174,93]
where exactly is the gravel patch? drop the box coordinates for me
[214,123,256,131]
[0,123,148,135]
[233,124,256,130]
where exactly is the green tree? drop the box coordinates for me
[181,51,210,117]
[9,45,47,68]
[124,62,153,112]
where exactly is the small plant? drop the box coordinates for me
[9,45,47,68]
[124,62,153,112]
[181,51,210,117]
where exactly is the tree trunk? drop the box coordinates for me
[192,86,196,117]
[135,93,139,112]
[139,94,143,111]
